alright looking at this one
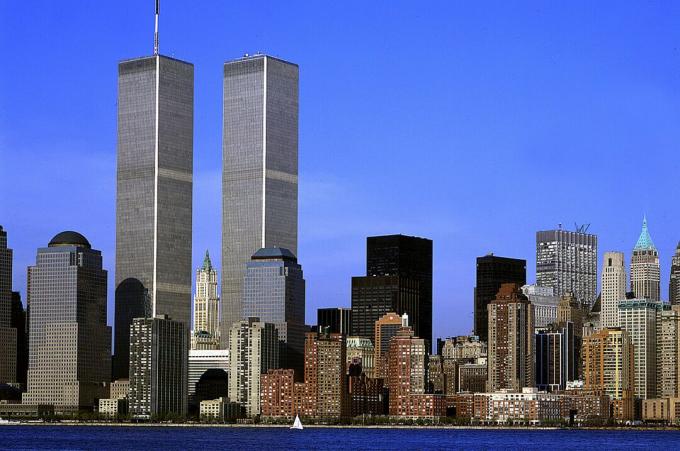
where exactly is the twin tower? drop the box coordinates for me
[113,53,298,379]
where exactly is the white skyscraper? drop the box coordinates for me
[192,251,220,350]
[601,252,627,329]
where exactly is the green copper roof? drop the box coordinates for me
[634,216,656,250]
[201,249,213,271]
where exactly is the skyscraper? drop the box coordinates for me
[0,226,17,384]
[474,254,526,342]
[601,252,627,328]
[630,217,660,302]
[670,243,680,305]
[129,315,189,419]
[487,283,535,392]
[221,55,299,348]
[535,322,576,392]
[23,232,111,410]
[656,305,680,399]
[114,53,194,379]
[317,308,352,335]
[373,312,404,379]
[386,325,428,416]
[536,228,598,307]
[242,247,306,377]
[228,318,279,417]
[192,251,220,350]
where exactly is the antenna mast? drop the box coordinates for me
[153,0,160,56]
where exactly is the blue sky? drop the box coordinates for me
[2,1,680,340]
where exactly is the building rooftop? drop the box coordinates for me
[634,216,656,251]
[251,247,297,261]
[201,250,213,271]
[48,231,91,249]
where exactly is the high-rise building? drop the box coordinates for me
[601,252,627,328]
[188,349,229,406]
[374,312,404,379]
[521,284,559,331]
[221,55,299,349]
[242,248,306,377]
[228,318,279,417]
[386,325,428,416]
[114,53,194,379]
[474,254,526,342]
[670,243,680,306]
[618,298,661,399]
[656,306,680,399]
[23,232,111,410]
[308,331,348,418]
[11,292,28,386]
[582,328,635,420]
[317,308,351,335]
[487,283,535,392]
[536,228,598,307]
[346,336,375,378]
[535,322,576,392]
[630,217,661,302]
[128,315,189,419]
[0,226,17,384]
[192,251,220,350]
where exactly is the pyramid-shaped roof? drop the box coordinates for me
[634,216,656,251]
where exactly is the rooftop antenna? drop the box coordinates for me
[153,0,160,56]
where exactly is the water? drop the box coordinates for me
[1,426,680,450]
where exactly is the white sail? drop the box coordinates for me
[290,414,303,430]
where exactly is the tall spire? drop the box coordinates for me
[202,249,213,271]
[153,0,160,56]
[634,215,656,250]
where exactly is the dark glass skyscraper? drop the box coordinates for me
[221,55,299,348]
[242,248,305,377]
[317,308,352,335]
[351,235,432,346]
[474,254,526,342]
[114,54,194,379]
[22,232,111,410]
[0,226,17,384]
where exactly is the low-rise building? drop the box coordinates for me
[98,398,128,419]
[199,397,243,422]
[642,398,680,424]
[473,388,562,424]
[110,379,129,400]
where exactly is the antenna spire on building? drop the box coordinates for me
[153,0,160,55]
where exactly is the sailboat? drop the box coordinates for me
[290,414,303,430]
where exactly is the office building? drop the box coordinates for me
[192,251,220,350]
[474,254,526,341]
[535,322,577,392]
[114,53,194,379]
[536,228,598,307]
[582,328,635,420]
[242,247,305,376]
[0,226,17,384]
[487,283,535,392]
[228,318,279,417]
[656,306,680,399]
[671,243,680,305]
[317,307,351,335]
[630,217,661,302]
[23,232,111,410]
[10,292,27,386]
[188,349,229,404]
[601,252,627,328]
[618,298,661,399]
[128,315,189,419]
[221,55,299,349]
[521,284,559,330]
[374,312,404,379]
[346,336,374,378]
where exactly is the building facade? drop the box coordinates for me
[474,254,526,342]
[192,251,220,350]
[114,54,194,379]
[601,251,627,328]
[0,226,17,384]
[221,55,299,348]
[128,316,189,419]
[657,306,680,399]
[374,312,404,379]
[23,232,111,411]
[317,307,352,335]
[535,322,577,392]
[346,336,375,378]
[487,284,535,392]
[521,284,559,330]
[536,228,598,307]
[242,247,305,376]
[188,349,229,405]
[671,243,680,306]
[630,217,661,302]
[387,326,428,416]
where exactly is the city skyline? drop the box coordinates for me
[3,2,680,342]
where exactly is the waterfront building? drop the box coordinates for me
[188,349,229,404]
[374,312,404,379]
[128,315,189,419]
[317,307,351,335]
[582,328,634,419]
[348,372,386,416]
[98,398,128,419]
[192,251,220,350]
[114,53,194,379]
[387,323,428,416]
[346,336,375,378]
[474,254,526,342]
[536,227,598,307]
[242,248,306,376]
[221,55,299,349]
[487,284,535,392]
[194,369,228,407]
[656,306,680,399]
[307,330,348,418]
[521,284,559,331]
[671,243,680,305]
[228,318,279,417]
[601,252,627,328]
[642,398,680,423]
[618,298,661,399]
[0,226,17,384]
[22,232,111,411]
[110,379,130,400]
[535,322,577,392]
[630,217,660,302]
[199,397,243,422]
[473,388,562,423]
[260,369,296,418]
